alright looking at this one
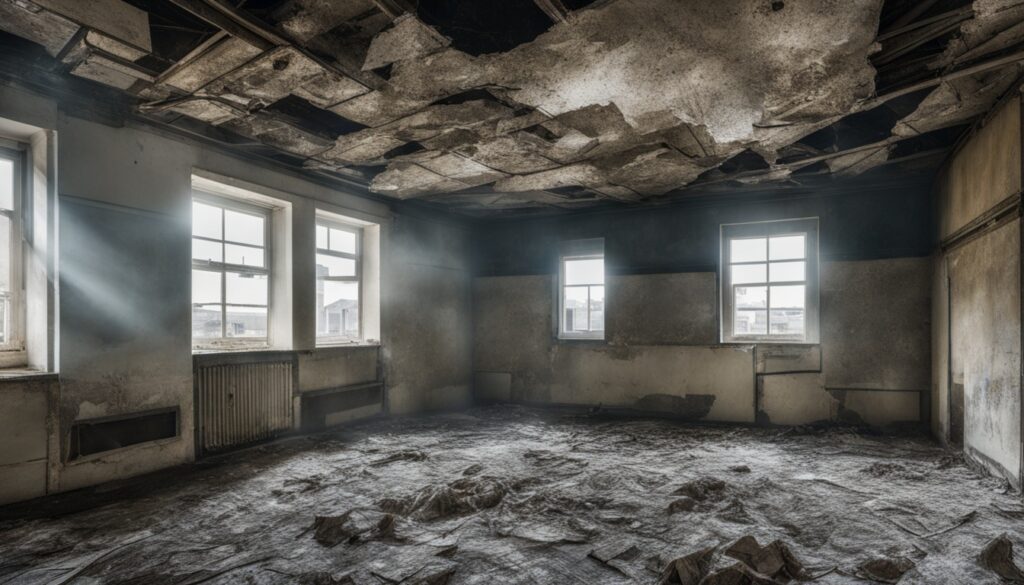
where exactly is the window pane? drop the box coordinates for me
[770,309,804,336]
[769,235,805,260]
[0,215,10,293]
[225,306,267,338]
[226,272,267,305]
[564,286,589,331]
[316,224,328,249]
[769,261,805,283]
[224,209,264,245]
[770,285,805,309]
[732,263,766,285]
[735,285,767,309]
[192,238,222,263]
[564,258,603,285]
[329,227,357,254]
[0,158,12,211]
[590,285,605,332]
[192,304,221,338]
[318,280,359,337]
[731,238,766,263]
[192,269,221,304]
[225,243,265,267]
[316,254,356,278]
[735,310,767,335]
[192,201,222,239]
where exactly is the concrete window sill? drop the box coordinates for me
[0,369,57,383]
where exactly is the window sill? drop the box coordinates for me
[0,368,57,382]
[556,336,606,344]
[315,340,380,349]
[720,340,819,346]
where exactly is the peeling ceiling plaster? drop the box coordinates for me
[0,0,1022,213]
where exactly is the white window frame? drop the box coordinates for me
[720,218,819,344]
[315,215,362,345]
[0,144,25,363]
[558,238,605,341]
[191,191,272,351]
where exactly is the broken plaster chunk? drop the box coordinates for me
[209,46,325,107]
[853,556,917,584]
[979,534,1024,583]
[724,535,808,580]
[658,546,717,585]
[363,13,451,71]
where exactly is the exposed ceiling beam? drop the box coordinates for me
[877,6,973,43]
[883,0,942,34]
[166,0,276,50]
[370,0,416,19]
[533,0,573,24]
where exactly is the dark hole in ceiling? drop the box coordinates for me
[383,141,426,159]
[718,149,771,174]
[263,95,368,138]
[796,87,933,154]
[892,123,968,157]
[120,0,216,65]
[432,88,503,106]
[416,0,560,56]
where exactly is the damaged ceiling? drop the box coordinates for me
[1,0,1023,214]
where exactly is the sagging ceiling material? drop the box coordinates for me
[1,0,1023,213]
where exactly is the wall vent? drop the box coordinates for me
[69,408,179,460]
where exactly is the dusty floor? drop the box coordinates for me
[2,406,1023,584]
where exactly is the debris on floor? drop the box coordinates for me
[0,405,1021,584]
[979,534,1024,583]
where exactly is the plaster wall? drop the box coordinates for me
[0,83,474,498]
[932,95,1023,486]
[473,257,930,427]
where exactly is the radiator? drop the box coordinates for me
[196,360,294,454]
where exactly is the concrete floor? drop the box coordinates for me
[1,406,1022,584]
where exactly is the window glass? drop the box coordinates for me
[316,225,328,249]
[769,235,805,260]
[226,272,267,305]
[225,244,264,267]
[192,238,222,263]
[769,261,805,282]
[225,306,267,338]
[191,269,221,304]
[565,258,603,285]
[723,220,816,342]
[319,280,359,338]
[316,218,363,342]
[224,209,264,245]
[0,159,12,211]
[560,245,604,339]
[329,228,357,254]
[192,196,269,346]
[192,201,222,239]
[564,286,589,332]
[316,254,356,278]
[732,264,766,284]
[731,238,766,263]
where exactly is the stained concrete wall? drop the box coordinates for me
[0,375,57,505]
[931,95,1022,487]
[473,178,933,427]
[927,95,1024,484]
[473,256,930,428]
[0,82,474,500]
[383,214,473,414]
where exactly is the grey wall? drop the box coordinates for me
[0,82,474,497]
[933,95,1022,487]
[472,178,933,428]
